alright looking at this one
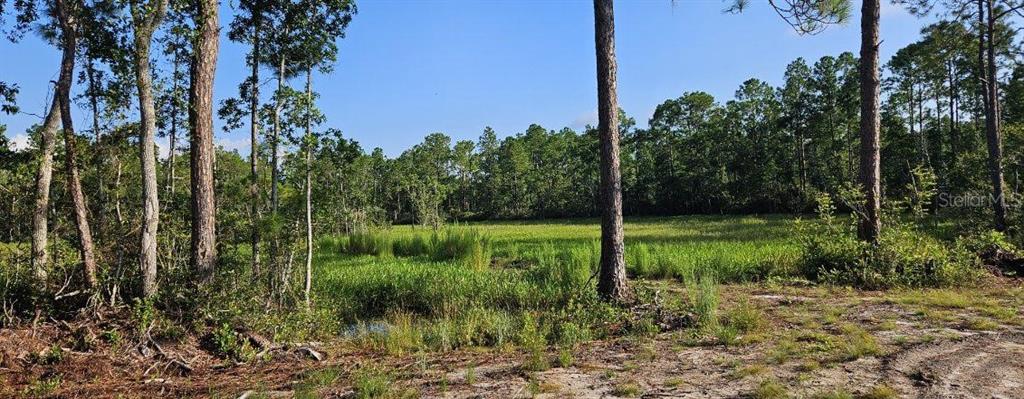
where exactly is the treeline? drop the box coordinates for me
[290,22,1024,227]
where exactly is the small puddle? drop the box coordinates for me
[342,320,391,337]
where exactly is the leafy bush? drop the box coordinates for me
[799,193,982,289]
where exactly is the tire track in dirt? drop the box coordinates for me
[886,333,1024,399]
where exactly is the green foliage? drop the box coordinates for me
[23,374,62,397]
[210,323,256,361]
[799,193,983,289]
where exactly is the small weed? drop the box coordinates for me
[810,389,853,399]
[664,377,685,387]
[859,384,898,399]
[295,367,343,399]
[965,318,999,331]
[557,348,574,368]
[730,364,768,379]
[463,364,475,385]
[830,325,881,362]
[752,379,788,399]
[611,381,642,397]
[876,319,897,331]
[24,374,62,396]
[352,367,392,399]
[796,359,821,372]
[767,339,799,364]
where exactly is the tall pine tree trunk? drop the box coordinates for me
[130,0,166,298]
[593,0,627,301]
[85,57,105,234]
[304,68,313,308]
[189,0,219,278]
[982,0,1008,231]
[857,0,882,243]
[249,7,262,277]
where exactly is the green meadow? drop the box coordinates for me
[310,215,801,353]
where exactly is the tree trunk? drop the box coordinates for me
[304,69,314,309]
[30,95,62,283]
[249,6,262,277]
[983,0,1009,231]
[85,57,105,234]
[130,0,166,298]
[55,0,99,290]
[270,54,285,291]
[857,0,882,244]
[272,56,284,216]
[948,61,958,163]
[593,0,627,301]
[166,53,181,199]
[189,0,219,278]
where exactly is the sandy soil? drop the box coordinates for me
[2,282,1023,398]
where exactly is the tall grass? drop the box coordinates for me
[626,241,796,283]
[316,216,802,352]
[339,228,492,269]
[342,231,392,257]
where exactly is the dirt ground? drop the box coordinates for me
[2,280,1023,398]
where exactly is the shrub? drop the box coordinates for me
[799,193,982,289]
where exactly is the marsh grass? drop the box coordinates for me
[317,216,800,353]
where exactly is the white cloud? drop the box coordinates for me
[215,137,250,155]
[156,136,171,160]
[571,109,598,129]
[10,134,31,151]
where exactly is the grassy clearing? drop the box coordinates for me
[311,216,800,353]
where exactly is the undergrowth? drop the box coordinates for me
[798,192,985,289]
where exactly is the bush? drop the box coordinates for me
[799,193,982,289]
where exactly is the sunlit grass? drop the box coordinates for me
[312,215,801,351]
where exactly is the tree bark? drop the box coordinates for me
[983,0,1009,231]
[30,94,63,283]
[304,68,313,308]
[189,0,219,278]
[593,0,627,301]
[857,0,882,244]
[130,0,167,298]
[55,0,99,290]
[249,3,262,277]
[270,54,285,291]
[85,57,105,234]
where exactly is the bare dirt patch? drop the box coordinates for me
[887,333,1024,399]
[3,282,1023,398]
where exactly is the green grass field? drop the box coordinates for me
[310,215,801,352]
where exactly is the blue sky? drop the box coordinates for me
[1,0,935,157]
